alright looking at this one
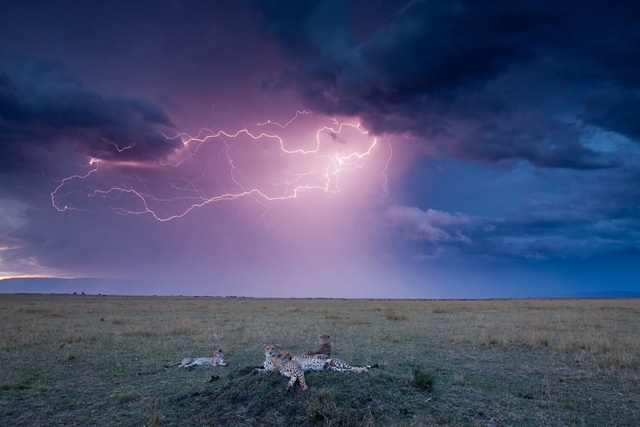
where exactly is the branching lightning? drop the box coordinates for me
[51,112,392,224]
[51,158,100,212]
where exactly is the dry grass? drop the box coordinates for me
[0,294,639,425]
[385,311,409,322]
[452,372,466,386]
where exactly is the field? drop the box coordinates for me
[1,295,639,426]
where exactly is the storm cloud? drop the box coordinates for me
[254,0,639,169]
[1,1,639,297]
[0,50,178,173]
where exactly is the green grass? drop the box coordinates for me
[0,295,639,425]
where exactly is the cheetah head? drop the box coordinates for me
[317,334,331,343]
[272,351,292,365]
[213,348,228,366]
[264,344,279,357]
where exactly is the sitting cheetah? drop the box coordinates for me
[304,333,332,357]
[255,344,375,374]
[271,351,308,391]
[166,348,228,368]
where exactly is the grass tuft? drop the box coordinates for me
[117,391,140,404]
[386,311,409,322]
[171,319,191,335]
[409,369,434,391]
[125,325,159,337]
[308,387,339,423]
[452,372,465,386]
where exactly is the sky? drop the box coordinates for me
[0,0,639,298]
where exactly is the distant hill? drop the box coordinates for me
[564,290,640,299]
[1,277,639,298]
[0,277,177,296]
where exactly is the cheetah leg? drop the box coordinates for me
[297,373,308,391]
[285,374,297,390]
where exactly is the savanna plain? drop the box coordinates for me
[0,294,639,426]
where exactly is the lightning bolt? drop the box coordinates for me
[51,112,391,226]
[256,109,310,128]
[102,138,135,153]
[382,138,393,198]
[51,158,100,212]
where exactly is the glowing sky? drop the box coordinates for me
[1,0,639,297]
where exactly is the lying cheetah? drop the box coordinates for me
[253,344,289,373]
[304,333,332,357]
[166,348,228,368]
[255,344,375,374]
[295,352,376,373]
[271,351,308,391]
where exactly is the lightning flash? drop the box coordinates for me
[51,112,391,224]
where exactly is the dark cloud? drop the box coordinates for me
[383,160,640,262]
[254,0,639,169]
[555,2,640,88]
[253,0,352,59]
[450,113,618,169]
[0,50,178,173]
[386,199,640,262]
[508,166,640,258]
[582,88,640,141]
[353,2,542,95]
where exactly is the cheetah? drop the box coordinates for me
[255,344,376,374]
[304,333,332,357]
[253,344,283,373]
[166,348,228,368]
[294,352,376,373]
[271,351,308,391]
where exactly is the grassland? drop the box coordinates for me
[0,295,639,426]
